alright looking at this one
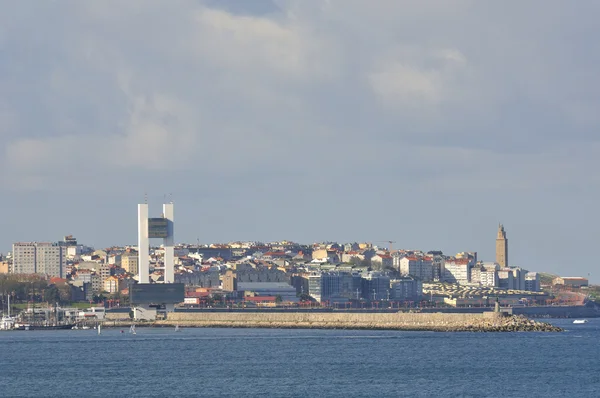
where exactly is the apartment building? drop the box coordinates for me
[12,242,67,278]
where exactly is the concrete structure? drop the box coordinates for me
[161,311,561,332]
[12,242,67,278]
[495,224,508,267]
[138,201,174,283]
[390,278,423,301]
[498,269,515,290]
[525,272,540,292]
[361,272,391,301]
[222,269,238,292]
[511,267,526,291]
[308,272,360,302]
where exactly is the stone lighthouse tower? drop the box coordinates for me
[495,224,508,267]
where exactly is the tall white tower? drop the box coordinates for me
[137,200,175,284]
[138,204,150,283]
[163,202,175,283]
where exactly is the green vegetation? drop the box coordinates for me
[539,272,559,286]
[586,285,600,301]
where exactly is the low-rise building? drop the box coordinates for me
[552,277,588,287]
[237,282,298,303]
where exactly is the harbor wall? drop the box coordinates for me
[147,311,558,332]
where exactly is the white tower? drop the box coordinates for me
[138,204,150,284]
[163,202,175,283]
[137,200,175,284]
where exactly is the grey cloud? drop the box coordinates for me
[1,1,599,280]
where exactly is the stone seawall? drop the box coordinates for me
[109,312,561,332]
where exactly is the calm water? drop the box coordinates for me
[0,319,598,397]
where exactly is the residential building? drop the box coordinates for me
[398,257,433,282]
[480,269,499,287]
[431,255,445,282]
[103,276,120,294]
[390,278,423,301]
[498,269,515,290]
[121,252,139,275]
[511,267,527,291]
[370,254,393,269]
[12,242,67,278]
[443,258,470,284]
[525,272,540,292]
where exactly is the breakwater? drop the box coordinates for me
[107,312,561,332]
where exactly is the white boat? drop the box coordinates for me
[129,324,136,335]
[71,325,79,330]
[82,325,90,330]
[0,316,15,330]
[175,324,181,332]
[1,296,16,330]
[97,323,102,335]
[573,319,588,324]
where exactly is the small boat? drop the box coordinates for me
[82,325,90,330]
[71,325,79,330]
[129,324,136,335]
[573,319,588,324]
[97,324,102,335]
[175,324,181,332]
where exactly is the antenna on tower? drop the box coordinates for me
[144,192,148,204]
[169,193,173,203]
[164,193,166,204]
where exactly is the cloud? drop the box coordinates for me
[1,0,600,278]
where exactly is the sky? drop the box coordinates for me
[1,0,599,281]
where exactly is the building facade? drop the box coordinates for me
[12,242,67,278]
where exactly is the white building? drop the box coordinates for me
[443,259,470,284]
[399,257,434,282]
[12,242,67,278]
[525,272,540,292]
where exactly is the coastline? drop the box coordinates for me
[104,312,562,332]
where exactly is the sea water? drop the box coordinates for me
[0,319,598,397]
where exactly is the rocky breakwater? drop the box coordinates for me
[468,313,562,332]
[151,311,562,332]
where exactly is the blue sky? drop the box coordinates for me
[1,1,599,281]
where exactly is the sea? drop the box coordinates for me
[0,318,598,397]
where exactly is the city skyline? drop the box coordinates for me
[3,217,589,283]
[1,1,600,281]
